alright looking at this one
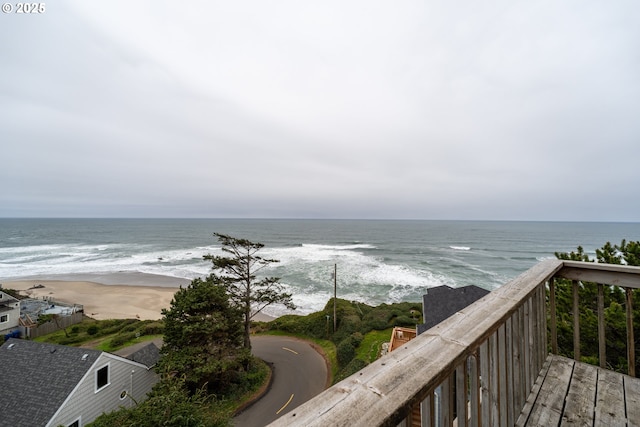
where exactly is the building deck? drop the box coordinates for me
[517,355,640,426]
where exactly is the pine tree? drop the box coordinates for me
[159,276,249,394]
[204,233,296,349]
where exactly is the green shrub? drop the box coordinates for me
[361,316,388,333]
[336,337,356,366]
[269,314,306,334]
[87,325,99,335]
[59,336,85,345]
[110,332,137,349]
[141,321,164,336]
[123,324,138,333]
[100,318,139,336]
[393,315,416,327]
[333,314,361,343]
[88,374,229,427]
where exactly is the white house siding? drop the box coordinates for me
[0,291,20,335]
[48,353,158,427]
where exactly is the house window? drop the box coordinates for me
[95,364,110,392]
[68,418,80,427]
[0,314,7,323]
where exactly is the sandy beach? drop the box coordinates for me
[2,275,276,322]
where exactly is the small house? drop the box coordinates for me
[0,339,159,427]
[0,290,21,336]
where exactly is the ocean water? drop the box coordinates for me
[1,219,638,317]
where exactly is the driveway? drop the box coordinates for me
[233,335,328,427]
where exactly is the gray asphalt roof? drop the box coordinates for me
[0,291,19,307]
[418,285,490,335]
[128,342,161,368]
[0,338,101,427]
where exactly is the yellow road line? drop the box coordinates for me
[276,394,294,415]
[282,347,298,355]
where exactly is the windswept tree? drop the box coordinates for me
[204,233,296,349]
[159,276,249,394]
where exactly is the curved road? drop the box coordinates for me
[234,336,328,427]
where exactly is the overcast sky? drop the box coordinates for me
[1,1,639,221]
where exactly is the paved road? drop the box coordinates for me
[233,336,328,427]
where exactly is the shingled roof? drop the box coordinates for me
[0,338,101,427]
[0,290,19,312]
[417,285,490,334]
[127,342,161,368]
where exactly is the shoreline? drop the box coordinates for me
[2,274,277,322]
[2,272,192,288]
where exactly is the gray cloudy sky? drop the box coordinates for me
[2,1,639,221]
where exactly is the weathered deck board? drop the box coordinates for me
[561,361,596,426]
[518,355,640,427]
[624,375,640,425]
[595,369,626,426]
[524,356,573,426]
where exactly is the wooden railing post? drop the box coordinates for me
[506,317,515,426]
[442,374,454,426]
[420,392,434,427]
[480,340,491,426]
[469,354,480,427]
[626,288,635,377]
[549,278,558,354]
[572,280,580,361]
[537,286,546,373]
[598,284,606,368]
[456,362,468,427]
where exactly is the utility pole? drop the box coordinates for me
[333,263,337,333]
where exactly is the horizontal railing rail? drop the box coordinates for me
[267,260,640,427]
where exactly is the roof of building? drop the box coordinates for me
[417,285,490,335]
[128,342,161,368]
[0,338,102,427]
[19,298,81,324]
[0,290,19,307]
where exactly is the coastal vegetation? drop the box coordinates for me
[88,373,230,427]
[33,317,163,351]
[159,276,250,395]
[266,298,422,382]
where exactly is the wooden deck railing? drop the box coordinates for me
[267,259,640,427]
[550,260,640,377]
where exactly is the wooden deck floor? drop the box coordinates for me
[516,355,640,426]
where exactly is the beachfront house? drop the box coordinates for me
[0,290,21,337]
[18,297,84,339]
[0,339,160,427]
